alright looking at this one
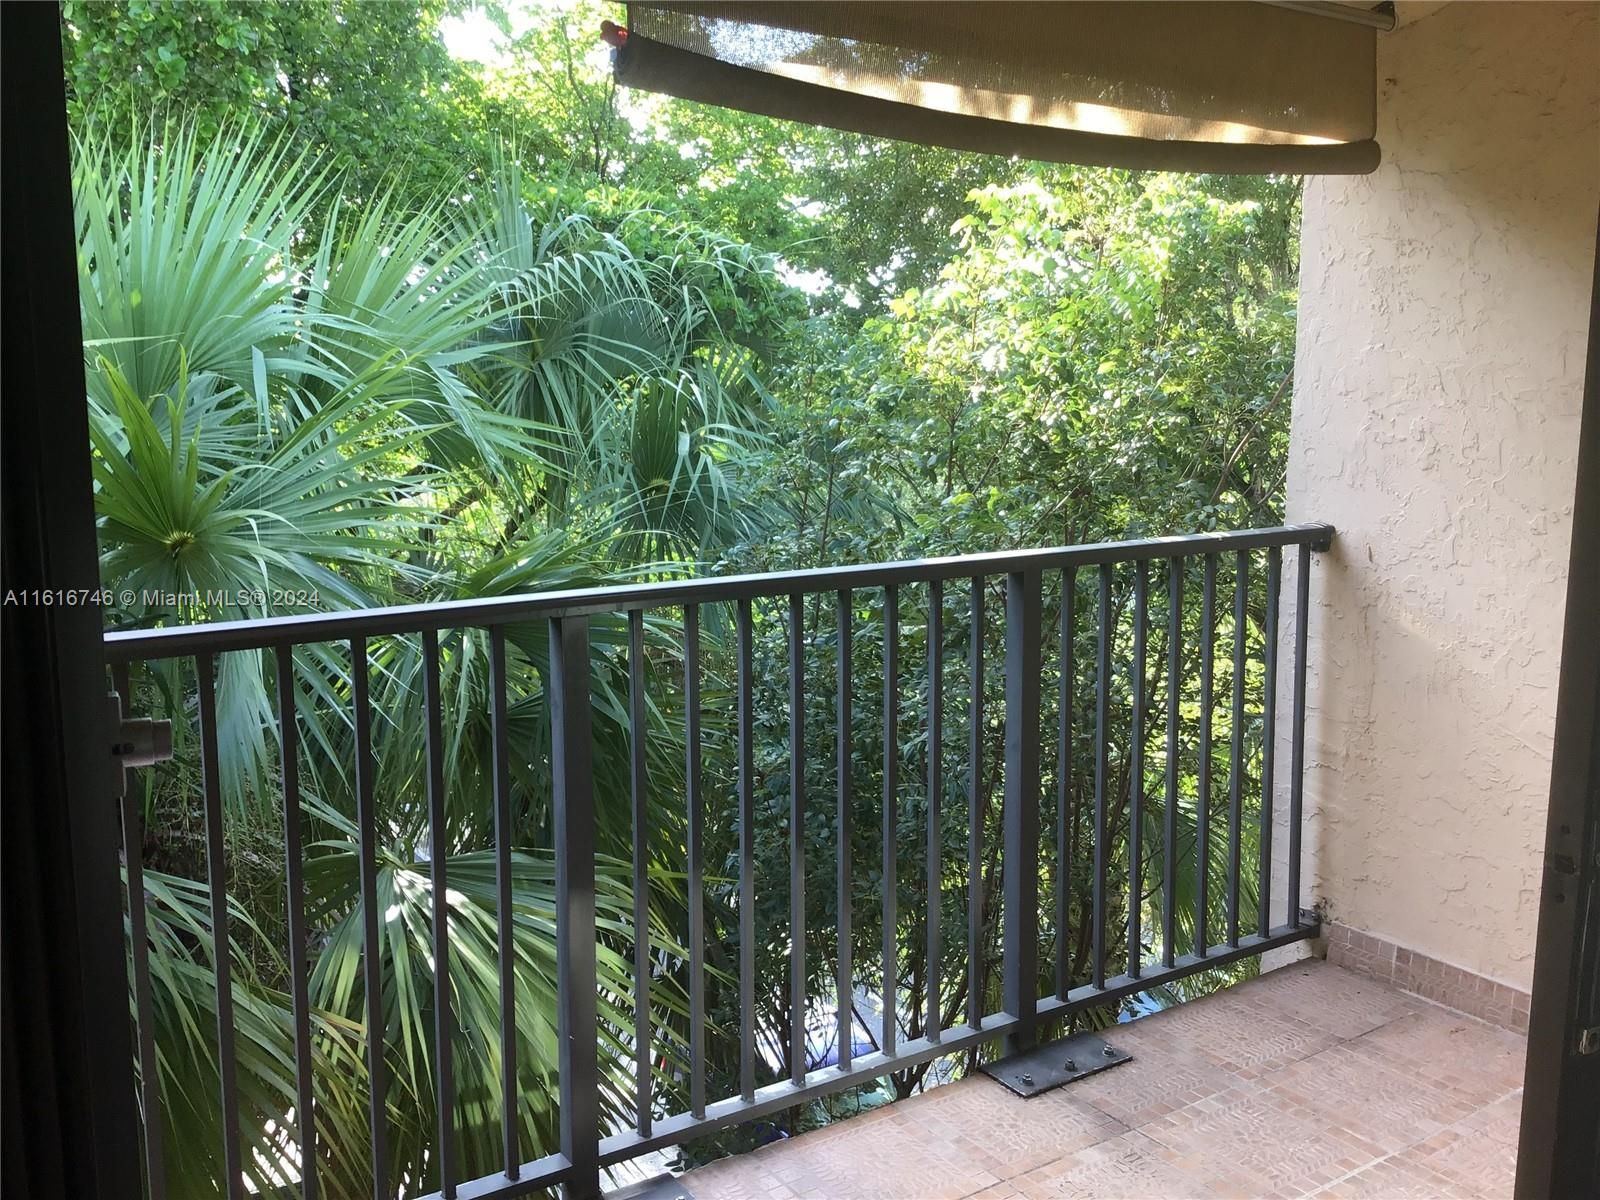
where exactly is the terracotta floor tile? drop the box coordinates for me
[1453,1090,1524,1143]
[1124,990,1343,1081]
[686,1152,806,1200]
[905,1077,1127,1176]
[1260,1040,1480,1154]
[1067,1036,1236,1128]
[959,1184,1023,1200]
[1395,1091,1521,1199]
[1307,1154,1470,1199]
[1138,1083,1387,1197]
[1345,1011,1526,1106]
[679,964,1526,1200]
[1013,1130,1214,1199]
[1245,961,1423,1040]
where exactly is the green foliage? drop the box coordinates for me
[735,170,1299,574]
[84,113,769,1193]
[139,868,375,1199]
[62,0,479,202]
[433,0,1020,313]
[305,840,684,1189]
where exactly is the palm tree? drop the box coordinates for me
[80,120,774,1196]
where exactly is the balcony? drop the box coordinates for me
[6,1,1582,1195]
[104,521,1510,1199]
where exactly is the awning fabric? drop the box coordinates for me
[613,2,1380,174]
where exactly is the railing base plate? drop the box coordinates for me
[980,1030,1132,1098]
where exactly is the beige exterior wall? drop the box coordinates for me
[1285,1,1599,991]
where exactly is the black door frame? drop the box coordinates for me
[1514,216,1600,1198]
[1,4,143,1197]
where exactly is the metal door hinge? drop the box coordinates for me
[1578,1026,1600,1056]
[109,691,171,798]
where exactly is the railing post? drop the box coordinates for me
[684,605,707,1117]
[349,641,385,1200]
[549,615,600,1200]
[422,634,455,1196]
[1002,570,1042,1053]
[1259,547,1282,938]
[966,578,985,1030]
[1288,546,1312,925]
[115,663,167,1200]
[489,627,519,1179]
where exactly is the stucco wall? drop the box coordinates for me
[1285,0,1599,991]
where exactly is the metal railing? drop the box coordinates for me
[105,522,1332,1200]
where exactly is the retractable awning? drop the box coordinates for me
[609,2,1384,174]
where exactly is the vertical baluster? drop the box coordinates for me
[1289,547,1312,925]
[627,610,652,1134]
[549,616,600,1200]
[116,662,166,1200]
[488,627,518,1177]
[925,580,943,1043]
[1002,571,1041,1053]
[737,600,757,1102]
[1227,554,1248,947]
[420,633,453,1197]
[966,579,984,1030]
[1259,547,1282,938]
[684,605,706,1117]
[882,585,899,1058]
[788,593,806,1085]
[1056,569,1076,1000]
[197,653,244,1199]
[835,592,853,1070]
[276,648,318,1200]
[351,638,388,1200]
[1092,565,1112,991]
[1162,560,1182,969]
[1196,557,1217,957]
[1128,563,1147,979]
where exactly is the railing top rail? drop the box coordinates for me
[102,522,1333,663]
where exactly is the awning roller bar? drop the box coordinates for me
[614,2,1386,175]
[1266,1,1397,32]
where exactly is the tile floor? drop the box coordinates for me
[681,960,1525,1199]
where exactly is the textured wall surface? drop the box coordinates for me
[1286,0,1599,990]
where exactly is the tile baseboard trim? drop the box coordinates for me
[1322,922,1530,1033]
